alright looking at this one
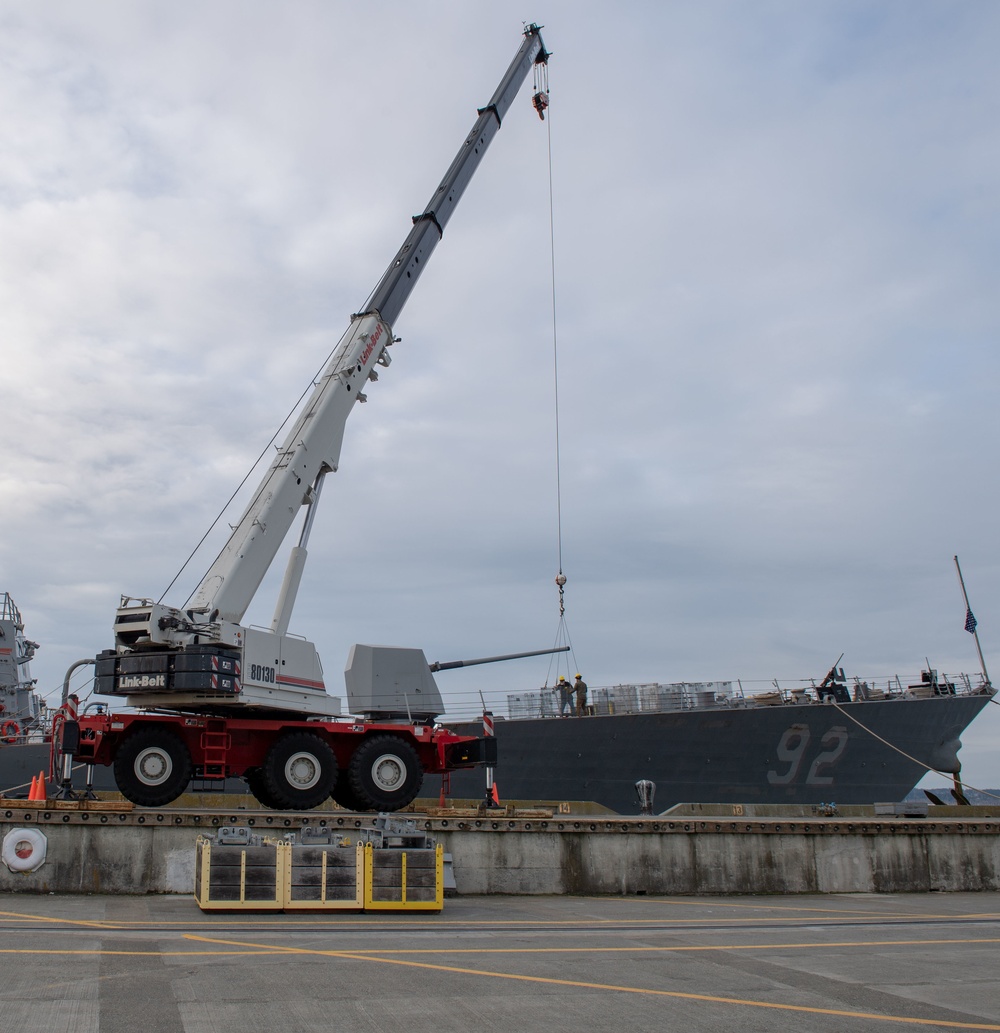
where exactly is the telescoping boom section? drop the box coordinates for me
[69,25,550,811]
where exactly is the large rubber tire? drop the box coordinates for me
[113,728,192,807]
[261,732,338,810]
[347,735,423,812]
[331,773,367,812]
[244,767,283,809]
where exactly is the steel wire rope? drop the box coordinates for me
[158,346,341,605]
[540,72,579,685]
[828,699,1000,804]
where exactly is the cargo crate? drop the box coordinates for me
[363,842,443,911]
[284,840,364,911]
[194,832,283,911]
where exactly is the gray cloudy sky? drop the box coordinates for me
[2,1,999,791]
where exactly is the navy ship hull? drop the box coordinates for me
[438,691,994,814]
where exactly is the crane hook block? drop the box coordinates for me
[532,91,549,120]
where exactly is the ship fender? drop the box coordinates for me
[2,827,47,873]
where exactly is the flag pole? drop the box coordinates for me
[954,555,991,686]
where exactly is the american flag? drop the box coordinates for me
[965,607,978,634]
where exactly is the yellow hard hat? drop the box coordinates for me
[575,673,582,678]
[558,675,566,682]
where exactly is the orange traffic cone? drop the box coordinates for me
[36,771,46,801]
[28,775,38,800]
[490,782,500,806]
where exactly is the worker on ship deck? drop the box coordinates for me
[555,675,573,716]
[574,674,588,716]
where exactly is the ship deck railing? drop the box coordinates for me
[434,672,992,725]
[0,593,22,624]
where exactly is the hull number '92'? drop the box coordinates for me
[250,664,276,684]
[767,725,849,786]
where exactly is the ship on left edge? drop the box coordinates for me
[0,593,52,794]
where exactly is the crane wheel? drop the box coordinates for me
[331,774,367,812]
[261,732,338,810]
[244,767,283,809]
[113,728,192,807]
[347,735,423,812]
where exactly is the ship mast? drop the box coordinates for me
[954,555,991,687]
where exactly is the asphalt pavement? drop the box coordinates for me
[0,890,998,1031]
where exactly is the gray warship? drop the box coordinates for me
[436,666,994,813]
[0,594,52,792]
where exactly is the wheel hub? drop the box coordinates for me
[285,751,321,790]
[135,747,172,786]
[371,754,405,792]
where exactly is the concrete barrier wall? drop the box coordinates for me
[444,830,1000,895]
[0,824,198,895]
[2,813,999,896]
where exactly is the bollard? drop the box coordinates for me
[635,779,655,816]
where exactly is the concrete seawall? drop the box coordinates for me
[2,804,999,895]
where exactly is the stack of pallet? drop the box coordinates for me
[195,816,443,912]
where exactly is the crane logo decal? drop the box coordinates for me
[119,674,167,690]
[359,323,383,368]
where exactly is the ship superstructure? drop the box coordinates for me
[0,594,44,741]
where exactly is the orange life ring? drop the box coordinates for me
[1,720,20,744]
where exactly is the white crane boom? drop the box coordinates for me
[108,24,550,716]
[190,23,549,626]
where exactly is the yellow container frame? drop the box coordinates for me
[282,841,365,911]
[195,837,443,912]
[362,842,444,912]
[194,836,284,911]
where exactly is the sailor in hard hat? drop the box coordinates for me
[573,673,589,716]
[555,675,573,716]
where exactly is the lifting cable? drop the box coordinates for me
[158,346,340,606]
[829,699,1000,805]
[534,59,580,685]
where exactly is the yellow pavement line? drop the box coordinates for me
[0,910,989,930]
[0,910,121,930]
[246,937,1000,954]
[0,948,282,956]
[184,934,1000,1030]
[2,936,1000,959]
[1,934,999,961]
[630,898,991,921]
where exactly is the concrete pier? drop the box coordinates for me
[2,802,999,895]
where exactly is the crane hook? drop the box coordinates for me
[555,571,567,617]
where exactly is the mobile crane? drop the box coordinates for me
[61,24,551,812]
